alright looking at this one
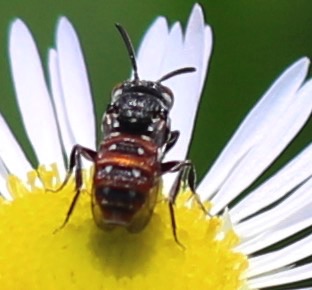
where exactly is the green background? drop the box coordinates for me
[0,0,312,288]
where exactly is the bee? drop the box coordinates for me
[57,23,204,244]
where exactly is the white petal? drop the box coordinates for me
[9,19,64,168]
[248,263,312,288]
[160,5,211,194]
[0,114,32,178]
[134,5,212,195]
[0,157,8,179]
[271,200,312,229]
[235,173,312,239]
[237,202,312,254]
[0,158,12,200]
[48,48,76,161]
[56,17,96,150]
[164,3,210,162]
[135,17,169,80]
[158,22,183,80]
[157,23,184,194]
[201,25,213,90]
[230,142,312,223]
[198,58,310,214]
[247,234,312,277]
[213,77,312,215]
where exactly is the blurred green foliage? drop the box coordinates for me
[1,0,312,181]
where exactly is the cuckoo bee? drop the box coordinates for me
[57,24,203,244]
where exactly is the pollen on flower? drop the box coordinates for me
[0,164,248,290]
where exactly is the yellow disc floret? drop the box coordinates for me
[0,165,248,290]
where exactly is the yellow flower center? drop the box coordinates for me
[0,164,248,290]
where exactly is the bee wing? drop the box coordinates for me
[55,17,96,151]
[9,19,64,170]
[198,58,312,215]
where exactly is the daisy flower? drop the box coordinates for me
[0,3,312,290]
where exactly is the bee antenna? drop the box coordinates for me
[115,23,139,81]
[157,67,196,83]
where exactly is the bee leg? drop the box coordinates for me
[162,160,190,247]
[163,160,209,215]
[163,131,179,154]
[167,167,187,249]
[47,145,96,192]
[183,163,211,216]
[162,160,210,246]
[55,145,96,232]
